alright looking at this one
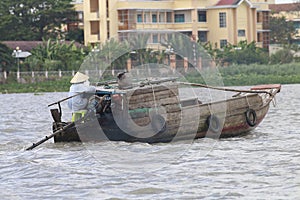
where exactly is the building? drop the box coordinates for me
[83,0,275,48]
[269,3,300,45]
[67,0,84,31]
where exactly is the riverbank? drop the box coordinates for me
[186,63,300,86]
[0,77,71,93]
[1,63,300,93]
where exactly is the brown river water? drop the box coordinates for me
[0,84,299,199]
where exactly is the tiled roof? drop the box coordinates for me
[2,41,43,51]
[216,0,240,6]
[269,3,300,13]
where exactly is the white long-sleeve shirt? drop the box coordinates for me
[68,83,96,112]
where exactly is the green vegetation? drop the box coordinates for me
[186,63,300,86]
[202,40,269,66]
[2,63,300,94]
[270,16,297,45]
[0,77,71,93]
[24,38,88,71]
[0,43,14,71]
[1,27,300,93]
[0,0,78,41]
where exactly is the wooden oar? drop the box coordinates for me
[48,92,85,107]
[25,122,76,151]
[177,82,272,95]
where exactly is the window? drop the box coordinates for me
[106,0,109,18]
[159,13,165,23]
[153,34,158,43]
[119,10,128,24]
[160,34,166,44]
[219,12,226,28]
[90,21,99,35]
[220,40,227,48]
[198,11,207,22]
[78,11,83,22]
[198,31,207,42]
[90,0,99,12]
[238,30,245,37]
[152,14,157,23]
[137,14,142,23]
[257,32,262,43]
[166,12,172,23]
[175,14,185,23]
[294,21,300,29]
[257,12,262,23]
[107,21,110,39]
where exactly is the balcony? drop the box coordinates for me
[135,23,174,30]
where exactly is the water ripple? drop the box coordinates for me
[0,85,300,199]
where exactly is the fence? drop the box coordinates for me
[0,70,75,83]
[0,57,210,83]
[0,69,134,83]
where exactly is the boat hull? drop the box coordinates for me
[53,93,271,143]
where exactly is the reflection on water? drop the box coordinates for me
[0,85,299,199]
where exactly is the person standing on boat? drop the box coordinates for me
[68,72,96,112]
[117,71,132,89]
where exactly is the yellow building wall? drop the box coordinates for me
[174,0,193,9]
[84,0,97,45]
[117,1,173,10]
[107,0,119,39]
[73,2,83,11]
[236,2,254,43]
[83,0,274,47]
[84,0,119,46]
[207,9,230,48]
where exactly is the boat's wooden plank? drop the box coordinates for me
[129,111,149,119]
[125,95,263,127]
[129,96,179,107]
[128,99,179,110]
[125,84,179,96]
[132,117,151,126]
[251,84,281,91]
[127,89,178,102]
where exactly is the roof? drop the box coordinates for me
[216,0,240,6]
[269,3,300,13]
[2,41,43,51]
[211,0,255,9]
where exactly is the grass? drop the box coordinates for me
[185,63,300,86]
[0,77,71,93]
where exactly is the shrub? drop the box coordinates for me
[270,49,293,64]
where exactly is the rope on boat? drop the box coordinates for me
[177,82,273,95]
[151,84,158,114]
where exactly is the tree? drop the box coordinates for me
[0,43,14,71]
[270,49,294,64]
[65,28,84,44]
[203,40,268,66]
[0,0,77,41]
[26,38,87,71]
[270,16,297,45]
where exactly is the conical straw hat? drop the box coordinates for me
[70,72,89,83]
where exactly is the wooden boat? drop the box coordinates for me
[49,79,281,144]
